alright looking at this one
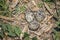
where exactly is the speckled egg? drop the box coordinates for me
[29,20,40,31]
[35,10,45,22]
[25,12,34,22]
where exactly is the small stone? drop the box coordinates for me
[35,10,45,22]
[25,12,34,22]
[29,20,40,31]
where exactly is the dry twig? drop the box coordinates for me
[44,2,53,15]
[20,24,28,39]
[0,15,14,21]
